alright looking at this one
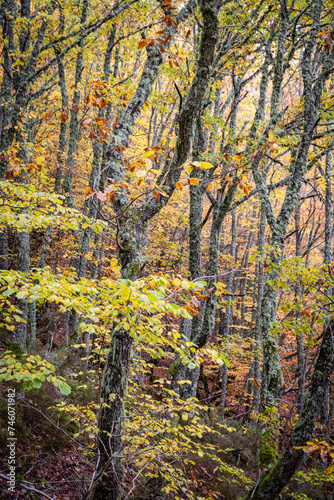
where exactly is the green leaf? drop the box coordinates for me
[59,383,71,396]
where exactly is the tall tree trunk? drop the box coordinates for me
[89,1,222,498]
[252,205,266,414]
[294,196,305,412]
[220,208,236,421]
[249,0,332,467]
[13,232,30,350]
[242,318,334,500]
[62,0,89,208]
[320,148,333,422]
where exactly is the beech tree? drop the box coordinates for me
[1,0,334,499]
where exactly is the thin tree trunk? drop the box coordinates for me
[220,208,236,421]
[253,205,266,414]
[13,232,30,350]
[320,148,332,422]
[295,196,305,412]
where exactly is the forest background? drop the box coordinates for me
[1,0,334,498]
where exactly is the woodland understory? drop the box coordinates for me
[1,0,334,498]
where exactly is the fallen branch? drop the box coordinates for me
[0,473,54,500]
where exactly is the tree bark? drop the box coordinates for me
[242,318,334,500]
[89,1,222,498]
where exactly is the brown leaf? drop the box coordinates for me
[138,39,148,49]
[300,307,311,318]
[106,192,115,201]
[191,296,200,308]
[60,111,68,122]
[99,98,108,108]
[154,189,160,204]
[80,118,92,127]
[44,109,53,122]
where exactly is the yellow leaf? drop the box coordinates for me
[176,182,183,191]
[189,178,199,185]
[191,161,214,170]
[142,151,155,159]
[325,463,334,474]
[206,182,214,191]
[268,130,275,141]
[181,412,188,421]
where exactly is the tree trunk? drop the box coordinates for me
[13,232,30,350]
[294,196,305,412]
[242,318,334,500]
[252,205,266,414]
[220,208,237,421]
[320,148,333,422]
[89,1,223,497]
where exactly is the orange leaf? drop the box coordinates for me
[189,178,199,185]
[154,189,160,204]
[138,39,148,49]
[106,192,115,202]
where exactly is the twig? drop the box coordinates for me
[0,473,54,500]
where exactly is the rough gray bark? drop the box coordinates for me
[252,205,266,414]
[220,208,236,421]
[54,55,69,194]
[324,150,333,267]
[0,230,8,270]
[77,25,117,281]
[250,0,333,414]
[12,232,30,349]
[320,148,333,422]
[242,318,334,500]
[294,196,305,412]
[62,0,89,208]
[89,1,222,498]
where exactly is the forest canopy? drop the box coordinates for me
[1,0,334,499]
